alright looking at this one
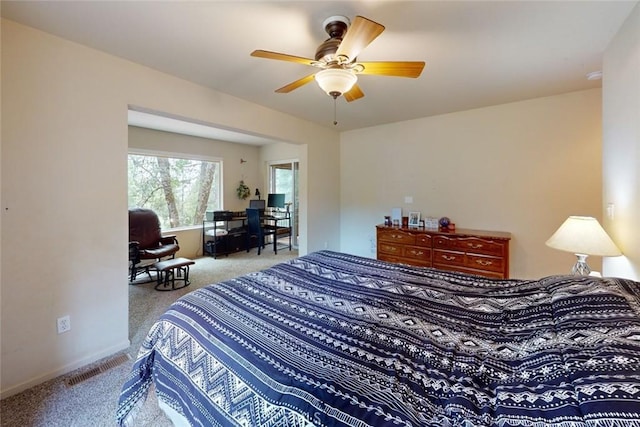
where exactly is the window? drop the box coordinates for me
[128,152,222,229]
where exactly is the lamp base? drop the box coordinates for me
[571,253,591,276]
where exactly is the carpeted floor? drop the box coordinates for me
[0,249,298,427]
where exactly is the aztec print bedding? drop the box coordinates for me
[117,250,640,426]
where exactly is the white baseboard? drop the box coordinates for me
[0,339,131,400]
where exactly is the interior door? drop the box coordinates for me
[269,161,299,248]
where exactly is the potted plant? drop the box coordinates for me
[236,180,250,200]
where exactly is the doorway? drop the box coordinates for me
[269,161,299,248]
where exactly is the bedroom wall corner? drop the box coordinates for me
[602,2,640,281]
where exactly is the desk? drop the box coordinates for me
[203,211,247,258]
[203,210,292,257]
[261,214,292,254]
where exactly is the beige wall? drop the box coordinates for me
[0,19,339,397]
[602,2,640,281]
[340,89,603,279]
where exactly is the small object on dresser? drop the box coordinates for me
[448,223,456,231]
[391,207,402,224]
[439,217,450,230]
[419,220,425,228]
[402,216,409,227]
[408,211,421,227]
[425,217,439,229]
[384,216,392,226]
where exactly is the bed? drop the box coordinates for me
[117,250,640,426]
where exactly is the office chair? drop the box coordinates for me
[245,208,276,255]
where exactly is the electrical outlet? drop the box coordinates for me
[57,315,71,334]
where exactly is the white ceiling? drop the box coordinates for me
[2,1,637,141]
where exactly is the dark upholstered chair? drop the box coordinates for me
[129,208,179,282]
[245,208,276,255]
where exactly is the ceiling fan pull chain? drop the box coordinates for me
[333,97,338,126]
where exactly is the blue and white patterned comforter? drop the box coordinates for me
[117,250,640,426]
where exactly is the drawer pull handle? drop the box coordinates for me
[441,255,456,261]
[410,250,424,256]
[476,260,493,266]
[468,243,483,249]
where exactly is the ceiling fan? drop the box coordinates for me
[251,15,425,102]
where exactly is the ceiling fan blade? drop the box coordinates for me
[275,74,316,93]
[344,84,364,102]
[357,61,426,78]
[251,50,315,66]
[335,16,385,62]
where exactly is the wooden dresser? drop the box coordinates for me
[376,225,511,279]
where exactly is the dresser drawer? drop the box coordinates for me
[433,250,465,268]
[434,235,505,257]
[378,242,403,257]
[465,254,504,273]
[402,246,431,263]
[377,229,416,245]
[378,254,401,264]
[436,264,505,279]
[379,251,429,267]
[415,234,432,247]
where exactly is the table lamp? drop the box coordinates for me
[545,216,622,275]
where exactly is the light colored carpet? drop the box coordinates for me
[0,249,298,427]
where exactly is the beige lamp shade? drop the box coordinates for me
[546,216,622,275]
[545,216,622,256]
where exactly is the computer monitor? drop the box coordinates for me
[249,199,266,210]
[267,193,285,209]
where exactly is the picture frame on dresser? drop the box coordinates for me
[408,211,421,227]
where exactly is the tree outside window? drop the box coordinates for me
[128,153,221,229]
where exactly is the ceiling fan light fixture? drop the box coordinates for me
[315,68,357,98]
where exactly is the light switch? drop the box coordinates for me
[607,203,615,219]
[404,196,413,204]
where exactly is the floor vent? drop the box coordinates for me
[65,353,131,387]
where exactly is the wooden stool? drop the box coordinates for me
[153,257,195,291]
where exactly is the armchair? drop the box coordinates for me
[129,208,179,283]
